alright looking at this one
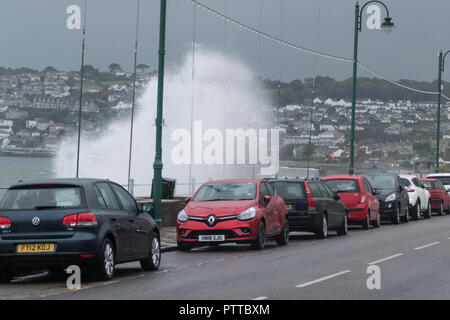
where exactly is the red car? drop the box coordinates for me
[420,178,450,215]
[322,175,380,229]
[177,179,289,251]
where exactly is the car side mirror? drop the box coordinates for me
[263,195,271,204]
[141,203,153,215]
[185,197,191,205]
[334,194,341,201]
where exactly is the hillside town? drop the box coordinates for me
[0,65,449,171]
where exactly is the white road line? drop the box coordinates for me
[296,270,351,288]
[414,241,441,250]
[253,296,268,300]
[367,253,404,265]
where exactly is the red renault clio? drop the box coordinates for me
[177,179,289,251]
[322,175,380,229]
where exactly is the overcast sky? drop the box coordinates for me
[0,0,449,82]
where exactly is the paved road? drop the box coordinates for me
[1,214,450,300]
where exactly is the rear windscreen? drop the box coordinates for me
[430,177,450,186]
[324,179,360,193]
[421,181,439,190]
[273,182,305,200]
[0,186,84,210]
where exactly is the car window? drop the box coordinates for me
[400,178,411,187]
[264,182,276,197]
[412,178,421,187]
[94,186,107,209]
[362,178,373,193]
[317,183,331,199]
[308,182,323,198]
[110,184,138,215]
[322,183,336,198]
[95,183,120,210]
[273,181,305,200]
[193,182,257,201]
[324,179,359,193]
[366,174,395,190]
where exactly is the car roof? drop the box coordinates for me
[9,178,111,189]
[322,175,362,180]
[203,179,262,184]
[420,178,438,181]
[427,173,450,177]
[399,175,418,179]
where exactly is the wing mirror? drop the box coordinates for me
[185,197,192,205]
[334,194,341,201]
[263,195,271,204]
[141,203,154,216]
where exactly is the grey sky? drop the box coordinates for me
[0,0,449,82]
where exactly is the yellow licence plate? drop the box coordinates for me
[17,243,55,253]
[285,204,292,210]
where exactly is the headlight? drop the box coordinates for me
[177,209,189,223]
[385,193,396,202]
[237,207,256,221]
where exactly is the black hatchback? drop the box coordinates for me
[272,179,348,239]
[0,178,161,283]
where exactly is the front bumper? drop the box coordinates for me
[0,232,99,268]
[177,219,258,244]
[378,200,397,218]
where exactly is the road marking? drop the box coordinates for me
[253,296,268,300]
[296,270,351,288]
[414,242,441,250]
[367,253,403,265]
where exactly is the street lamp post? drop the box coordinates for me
[152,0,167,227]
[436,50,450,172]
[349,1,394,174]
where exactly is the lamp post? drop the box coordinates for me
[152,0,167,227]
[349,1,394,174]
[436,50,450,172]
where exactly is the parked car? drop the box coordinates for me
[271,178,348,239]
[400,175,431,220]
[0,179,160,283]
[322,175,380,229]
[420,178,450,215]
[427,173,450,195]
[364,172,410,224]
[177,179,289,251]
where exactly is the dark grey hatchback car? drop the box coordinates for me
[0,178,160,283]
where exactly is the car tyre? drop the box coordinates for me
[252,220,266,250]
[140,231,161,271]
[276,218,289,246]
[90,238,115,281]
[362,211,370,230]
[437,201,444,217]
[401,207,410,223]
[315,213,328,239]
[0,268,13,284]
[371,212,381,228]
[392,205,401,225]
[424,201,432,219]
[337,213,348,236]
[411,202,420,220]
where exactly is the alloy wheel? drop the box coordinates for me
[104,242,114,277]
[151,237,161,266]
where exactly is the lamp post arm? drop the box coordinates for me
[442,50,450,72]
[358,0,391,31]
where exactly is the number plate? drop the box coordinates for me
[17,243,55,253]
[198,235,225,242]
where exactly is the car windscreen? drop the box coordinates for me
[192,182,257,202]
[366,175,395,190]
[324,179,360,193]
[272,182,305,200]
[0,186,84,210]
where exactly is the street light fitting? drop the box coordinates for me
[380,17,395,33]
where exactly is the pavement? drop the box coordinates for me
[160,227,177,252]
[2,213,450,300]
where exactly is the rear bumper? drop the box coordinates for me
[347,207,367,221]
[0,232,100,268]
[286,211,321,231]
[430,198,443,210]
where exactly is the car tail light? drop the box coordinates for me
[304,182,316,211]
[63,213,97,228]
[406,187,415,193]
[0,217,11,230]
